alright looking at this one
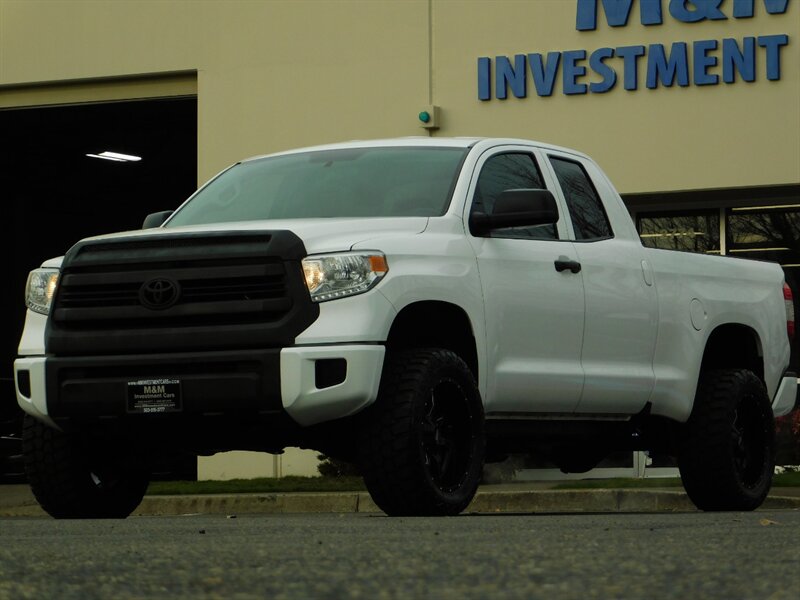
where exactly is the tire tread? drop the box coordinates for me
[358,348,484,516]
[679,369,774,511]
[22,415,149,519]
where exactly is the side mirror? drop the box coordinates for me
[142,210,174,229]
[469,189,558,236]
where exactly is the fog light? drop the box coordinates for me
[17,370,31,399]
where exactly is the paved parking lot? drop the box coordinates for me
[1,511,798,599]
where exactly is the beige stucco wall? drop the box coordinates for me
[1,0,797,194]
[435,0,800,192]
[0,0,431,186]
[1,1,797,478]
[198,448,320,480]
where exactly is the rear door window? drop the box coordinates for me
[549,157,613,241]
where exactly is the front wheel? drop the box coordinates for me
[23,415,150,518]
[678,369,775,511]
[358,349,485,516]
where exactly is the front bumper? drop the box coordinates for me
[15,344,385,432]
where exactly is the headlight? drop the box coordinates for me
[302,252,388,303]
[25,269,59,315]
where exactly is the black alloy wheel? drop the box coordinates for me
[420,377,475,493]
[358,348,485,516]
[679,369,775,511]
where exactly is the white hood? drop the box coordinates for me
[41,217,429,268]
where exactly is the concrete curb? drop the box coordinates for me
[3,488,799,517]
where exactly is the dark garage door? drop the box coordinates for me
[1,96,197,478]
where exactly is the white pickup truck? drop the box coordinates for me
[15,138,797,518]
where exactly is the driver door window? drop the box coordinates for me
[471,153,558,240]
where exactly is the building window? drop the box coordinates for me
[726,204,800,265]
[637,211,721,254]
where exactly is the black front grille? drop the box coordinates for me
[46,231,319,355]
[54,260,290,324]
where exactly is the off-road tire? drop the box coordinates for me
[678,369,775,511]
[22,415,150,518]
[358,348,485,516]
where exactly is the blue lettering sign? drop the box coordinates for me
[577,0,663,30]
[577,0,789,30]
[733,0,790,18]
[758,34,789,80]
[646,43,690,88]
[722,37,756,82]
[528,52,562,96]
[478,57,491,100]
[669,0,727,23]
[589,47,618,92]
[563,50,589,94]
[693,39,720,85]
[616,45,646,89]
[496,55,527,99]
[476,2,791,99]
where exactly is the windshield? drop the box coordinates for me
[166,146,468,227]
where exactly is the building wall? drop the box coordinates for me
[2,0,797,193]
[1,0,431,185]
[198,448,320,480]
[437,0,799,192]
[2,0,798,478]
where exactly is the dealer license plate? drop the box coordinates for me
[126,379,182,414]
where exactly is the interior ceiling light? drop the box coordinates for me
[639,232,706,238]
[729,247,790,253]
[732,204,800,212]
[86,151,142,162]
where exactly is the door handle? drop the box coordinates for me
[554,259,582,274]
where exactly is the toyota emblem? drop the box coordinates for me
[139,278,180,310]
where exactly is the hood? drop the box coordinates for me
[41,256,65,269]
[49,217,429,263]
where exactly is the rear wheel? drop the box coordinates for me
[358,349,485,516]
[678,369,775,511]
[23,415,150,518]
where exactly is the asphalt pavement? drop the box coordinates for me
[1,512,798,599]
[2,482,800,518]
